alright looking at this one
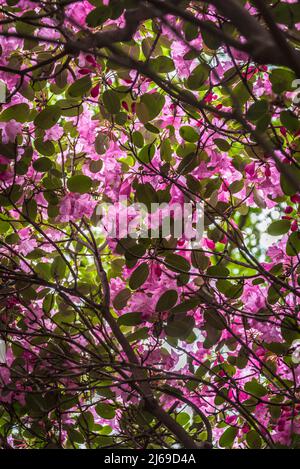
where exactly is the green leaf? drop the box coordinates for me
[270,68,295,94]
[57,99,83,117]
[267,284,281,305]
[0,220,10,234]
[132,131,144,149]
[216,279,243,299]
[136,93,165,123]
[236,347,249,370]
[102,90,121,114]
[78,411,94,431]
[33,157,53,173]
[129,263,149,290]
[55,64,68,89]
[67,175,92,194]
[256,113,271,132]
[201,21,222,49]
[89,159,103,173]
[127,327,149,342]
[160,139,172,162]
[6,0,22,6]
[149,56,175,73]
[170,297,200,314]
[115,112,127,125]
[229,179,244,194]
[68,429,85,444]
[186,175,202,195]
[267,219,291,236]
[135,182,157,210]
[0,142,15,159]
[219,427,238,448]
[246,99,269,122]
[165,254,190,273]
[95,132,110,155]
[22,198,37,221]
[68,76,92,98]
[264,341,289,355]
[156,290,178,312]
[138,144,156,164]
[207,264,230,278]
[51,256,67,280]
[214,138,230,151]
[15,11,37,36]
[34,138,55,156]
[36,263,51,281]
[203,323,222,349]
[184,22,199,41]
[204,308,225,330]
[118,312,143,327]
[144,122,160,134]
[280,110,300,133]
[244,379,268,398]
[177,143,197,159]
[165,315,195,339]
[86,6,111,27]
[177,153,199,175]
[273,3,298,26]
[232,81,252,106]
[246,430,262,449]
[194,360,210,380]
[15,158,29,175]
[34,106,61,129]
[281,317,300,344]
[0,103,29,123]
[179,126,199,143]
[280,165,300,196]
[286,232,300,256]
[95,403,115,420]
[113,288,131,310]
[6,233,20,245]
[191,251,209,270]
[2,184,23,205]
[186,64,210,90]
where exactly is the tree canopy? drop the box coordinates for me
[0,0,300,450]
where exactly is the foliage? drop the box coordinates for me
[0,0,299,450]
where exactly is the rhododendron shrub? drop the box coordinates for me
[0,0,299,450]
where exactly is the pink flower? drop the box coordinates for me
[59,193,97,222]
[0,120,22,143]
[242,284,266,313]
[91,83,100,98]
